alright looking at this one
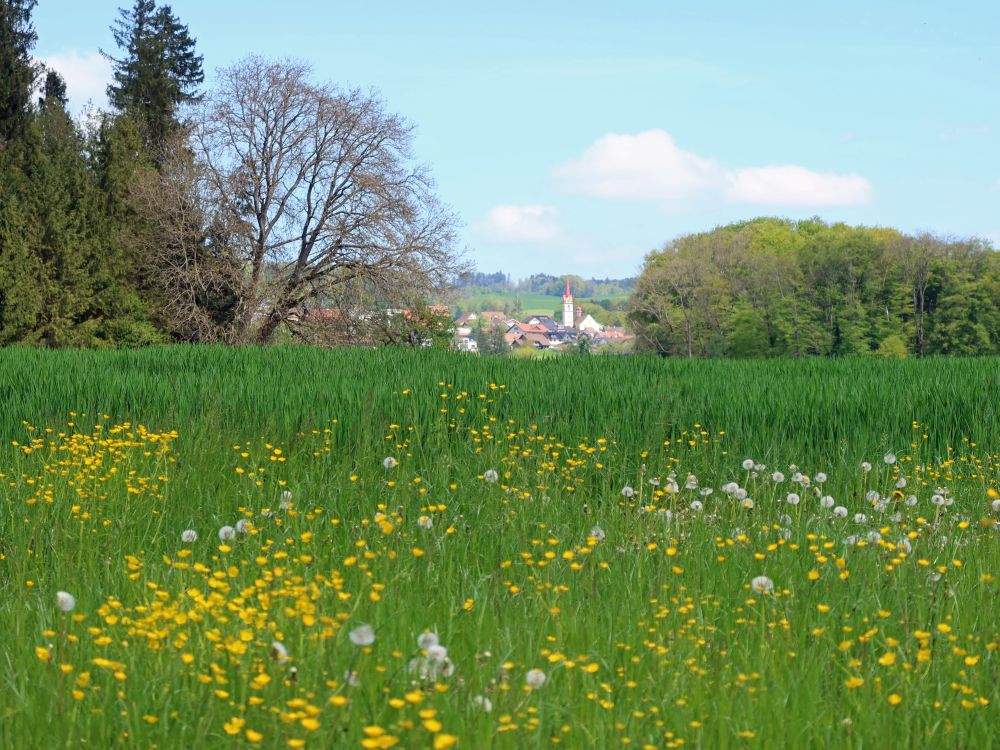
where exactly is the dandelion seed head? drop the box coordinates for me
[349,624,375,647]
[56,591,75,613]
[750,575,774,594]
[181,529,198,543]
[218,525,236,541]
[525,668,547,689]
[383,456,398,470]
[483,469,499,483]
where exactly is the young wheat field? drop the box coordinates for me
[1,347,998,749]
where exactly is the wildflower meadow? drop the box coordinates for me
[1,347,998,748]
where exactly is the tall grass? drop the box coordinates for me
[1,346,996,465]
[0,347,997,748]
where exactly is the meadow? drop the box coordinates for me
[0,347,998,749]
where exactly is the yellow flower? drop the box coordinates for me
[223,717,245,735]
[878,652,896,666]
[245,729,264,743]
[887,694,902,706]
[301,718,320,731]
[843,676,864,689]
[434,735,458,749]
[35,646,51,662]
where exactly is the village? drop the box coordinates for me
[452,279,635,353]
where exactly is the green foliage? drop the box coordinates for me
[630,218,1000,358]
[0,0,38,144]
[105,0,204,154]
[876,334,908,358]
[477,325,510,356]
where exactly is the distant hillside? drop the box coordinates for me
[453,272,635,324]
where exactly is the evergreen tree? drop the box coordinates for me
[104,0,204,154]
[0,0,38,145]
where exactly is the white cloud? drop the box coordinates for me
[474,204,563,243]
[553,129,872,208]
[552,130,721,201]
[725,165,872,206]
[36,50,112,112]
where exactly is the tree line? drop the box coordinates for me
[0,0,463,348]
[628,218,999,358]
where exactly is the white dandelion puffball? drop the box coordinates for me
[866,491,881,503]
[833,506,849,518]
[786,493,800,506]
[417,631,439,650]
[820,496,835,509]
[742,498,755,510]
[866,531,883,544]
[742,459,755,471]
[898,537,913,553]
[815,472,828,484]
[472,695,493,712]
[181,529,198,543]
[845,535,859,546]
[589,525,606,542]
[771,472,785,483]
[735,487,748,501]
[218,525,236,541]
[271,641,289,662]
[349,624,376,647]
[700,487,713,497]
[620,485,635,498]
[235,519,250,534]
[483,469,499,483]
[689,500,704,512]
[884,453,897,465]
[993,499,1000,513]
[383,456,398,470]
[905,495,918,506]
[525,668,547,689]
[56,591,76,613]
[861,462,872,473]
[426,644,448,663]
[853,513,867,524]
[896,477,907,489]
[754,463,766,472]
[931,494,945,506]
[791,472,803,484]
[723,482,739,495]
[417,515,433,529]
[750,576,774,594]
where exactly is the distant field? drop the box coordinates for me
[1,347,998,748]
[457,291,629,316]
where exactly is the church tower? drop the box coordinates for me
[562,278,575,328]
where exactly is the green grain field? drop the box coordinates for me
[1,347,998,749]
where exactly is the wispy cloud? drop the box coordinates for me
[553,129,872,208]
[474,204,563,243]
[36,49,112,112]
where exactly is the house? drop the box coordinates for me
[455,336,479,352]
[525,315,559,331]
[574,309,603,334]
[479,311,509,328]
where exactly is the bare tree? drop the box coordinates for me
[138,56,465,344]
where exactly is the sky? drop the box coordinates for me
[33,0,1000,279]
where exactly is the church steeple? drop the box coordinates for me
[562,277,575,328]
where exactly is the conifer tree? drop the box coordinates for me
[104,0,203,155]
[0,0,38,145]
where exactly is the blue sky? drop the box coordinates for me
[35,0,1000,278]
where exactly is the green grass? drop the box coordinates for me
[0,347,998,748]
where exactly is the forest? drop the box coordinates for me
[629,217,999,358]
[0,0,462,348]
